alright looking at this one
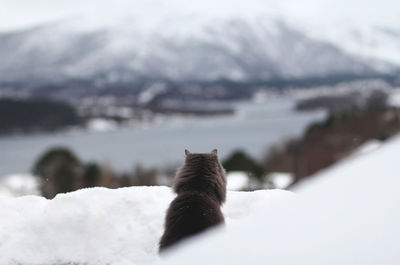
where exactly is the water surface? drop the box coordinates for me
[0,98,325,177]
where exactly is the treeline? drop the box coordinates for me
[264,91,400,186]
[32,146,276,199]
[0,98,80,134]
[296,90,388,114]
[225,90,400,188]
[33,147,162,199]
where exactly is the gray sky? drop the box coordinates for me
[0,0,399,31]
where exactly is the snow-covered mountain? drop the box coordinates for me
[0,0,399,84]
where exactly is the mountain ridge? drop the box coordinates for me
[0,16,392,84]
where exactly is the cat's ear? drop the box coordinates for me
[185,149,191,156]
[211,149,218,155]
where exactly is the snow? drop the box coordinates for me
[87,118,118,132]
[138,83,167,105]
[226,171,249,191]
[388,88,400,108]
[268,172,294,189]
[0,186,293,265]
[0,173,39,197]
[159,134,400,265]
[350,139,382,156]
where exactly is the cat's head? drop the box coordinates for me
[174,148,226,203]
[183,149,223,174]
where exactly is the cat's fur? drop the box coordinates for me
[159,149,226,252]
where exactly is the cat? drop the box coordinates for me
[159,149,226,252]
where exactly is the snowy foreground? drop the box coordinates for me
[0,185,292,265]
[159,136,400,265]
[1,134,400,265]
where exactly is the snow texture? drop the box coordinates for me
[159,134,400,265]
[0,186,293,265]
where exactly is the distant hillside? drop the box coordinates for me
[0,98,80,133]
[264,96,400,185]
[1,73,398,103]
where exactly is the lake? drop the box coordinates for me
[0,97,325,177]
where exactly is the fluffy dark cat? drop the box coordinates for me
[159,149,226,252]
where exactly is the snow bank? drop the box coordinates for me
[268,172,294,189]
[226,171,249,191]
[0,186,293,265]
[159,135,400,265]
[0,174,39,197]
[4,131,399,265]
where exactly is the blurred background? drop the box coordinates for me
[0,0,399,198]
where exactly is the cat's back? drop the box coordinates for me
[159,149,226,252]
[159,191,224,251]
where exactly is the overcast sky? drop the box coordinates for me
[0,0,399,32]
